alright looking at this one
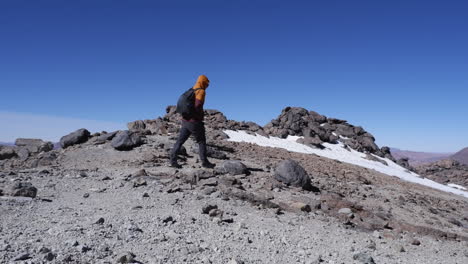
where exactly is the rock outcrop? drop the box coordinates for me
[264,107,392,159]
[416,159,468,188]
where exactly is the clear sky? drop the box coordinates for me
[1,0,467,152]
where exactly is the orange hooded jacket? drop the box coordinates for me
[186,75,209,122]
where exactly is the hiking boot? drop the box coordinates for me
[201,161,215,169]
[170,160,182,169]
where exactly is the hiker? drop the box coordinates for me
[170,75,216,169]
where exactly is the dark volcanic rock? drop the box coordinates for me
[111,130,143,151]
[264,106,393,159]
[11,182,37,198]
[274,159,314,191]
[96,131,119,143]
[60,128,91,148]
[216,160,249,175]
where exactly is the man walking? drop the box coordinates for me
[170,75,215,169]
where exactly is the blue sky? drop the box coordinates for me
[1,0,467,152]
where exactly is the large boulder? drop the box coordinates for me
[274,159,313,191]
[60,129,91,148]
[15,138,54,153]
[0,146,17,160]
[216,160,248,175]
[10,182,37,198]
[111,130,143,151]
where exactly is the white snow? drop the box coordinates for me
[447,183,467,191]
[224,130,468,199]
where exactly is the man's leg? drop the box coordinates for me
[193,122,215,168]
[170,122,191,167]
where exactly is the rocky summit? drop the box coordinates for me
[1,106,468,264]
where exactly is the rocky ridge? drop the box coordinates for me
[416,159,468,188]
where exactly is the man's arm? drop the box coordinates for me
[193,90,205,120]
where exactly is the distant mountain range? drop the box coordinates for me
[451,147,468,165]
[390,148,454,166]
[391,147,468,166]
[0,142,14,146]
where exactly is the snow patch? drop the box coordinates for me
[447,183,467,191]
[223,130,468,199]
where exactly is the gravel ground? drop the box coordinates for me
[1,134,468,264]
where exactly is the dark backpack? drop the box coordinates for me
[176,88,202,119]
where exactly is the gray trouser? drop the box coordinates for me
[170,121,208,162]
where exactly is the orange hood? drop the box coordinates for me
[193,75,210,90]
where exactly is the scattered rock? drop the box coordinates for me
[15,138,54,153]
[352,252,375,264]
[274,159,314,191]
[44,252,56,261]
[228,257,244,264]
[202,204,218,214]
[216,160,249,175]
[60,128,91,148]
[117,252,136,263]
[111,130,143,151]
[286,201,312,213]
[95,217,105,225]
[12,252,31,261]
[10,182,37,198]
[411,239,421,246]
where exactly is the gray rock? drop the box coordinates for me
[117,252,136,263]
[44,252,56,261]
[15,138,53,153]
[216,160,248,175]
[16,147,30,161]
[202,204,218,214]
[335,124,355,138]
[274,159,314,191]
[12,252,30,261]
[96,131,119,142]
[11,182,37,198]
[297,136,323,148]
[111,130,143,151]
[309,110,327,123]
[228,257,244,264]
[0,146,17,160]
[60,128,91,148]
[127,120,146,131]
[353,252,375,264]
